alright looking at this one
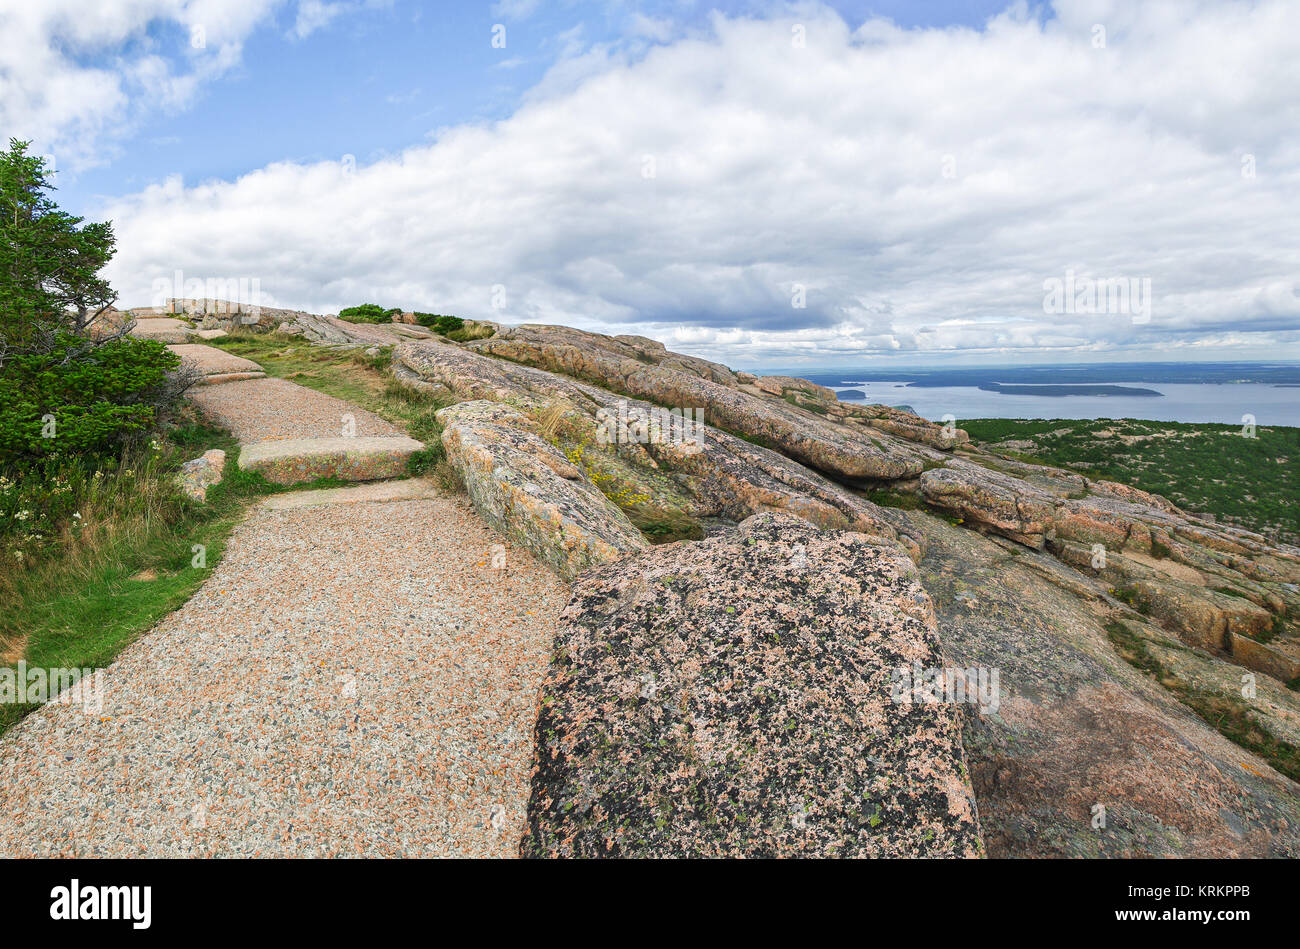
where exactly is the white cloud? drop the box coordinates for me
[91,0,1300,365]
[627,13,675,42]
[291,0,347,38]
[290,0,390,40]
[0,0,285,170]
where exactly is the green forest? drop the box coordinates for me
[960,417,1299,542]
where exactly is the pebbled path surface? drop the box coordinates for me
[188,376,403,444]
[0,488,568,857]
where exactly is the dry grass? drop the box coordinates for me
[529,399,591,444]
[432,457,466,494]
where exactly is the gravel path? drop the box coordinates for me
[188,377,404,443]
[167,344,263,377]
[0,487,569,857]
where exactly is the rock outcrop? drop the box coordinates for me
[437,401,648,580]
[903,511,1300,857]
[394,337,921,558]
[468,324,937,482]
[85,306,128,341]
[218,303,1300,857]
[238,435,424,485]
[915,451,1300,686]
[522,513,982,857]
[283,313,437,345]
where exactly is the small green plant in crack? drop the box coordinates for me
[859,488,922,511]
[564,440,652,508]
[782,391,829,415]
[1110,584,1151,616]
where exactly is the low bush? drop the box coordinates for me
[338,303,400,324]
[0,334,193,466]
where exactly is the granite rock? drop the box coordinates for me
[523,512,983,858]
[437,400,649,580]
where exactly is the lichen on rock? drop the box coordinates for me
[437,400,649,580]
[522,512,983,858]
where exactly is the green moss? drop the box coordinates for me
[782,391,829,415]
[1110,584,1152,616]
[860,487,922,510]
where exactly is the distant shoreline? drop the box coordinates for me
[973,382,1162,397]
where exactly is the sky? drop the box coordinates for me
[2,0,1298,370]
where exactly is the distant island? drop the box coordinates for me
[975,383,1162,397]
[787,362,1300,391]
[836,389,865,400]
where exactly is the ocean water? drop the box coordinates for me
[830,381,1300,427]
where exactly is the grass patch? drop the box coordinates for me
[860,487,923,511]
[625,505,706,544]
[1103,619,1169,680]
[0,419,266,735]
[445,323,495,343]
[1104,619,1300,781]
[430,457,465,494]
[783,391,829,415]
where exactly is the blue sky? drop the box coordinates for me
[6,0,1297,368]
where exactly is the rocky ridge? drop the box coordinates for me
[190,301,1300,857]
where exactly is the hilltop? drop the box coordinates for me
[18,298,1300,858]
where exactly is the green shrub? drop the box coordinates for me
[413,313,464,335]
[0,334,185,465]
[338,303,399,324]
